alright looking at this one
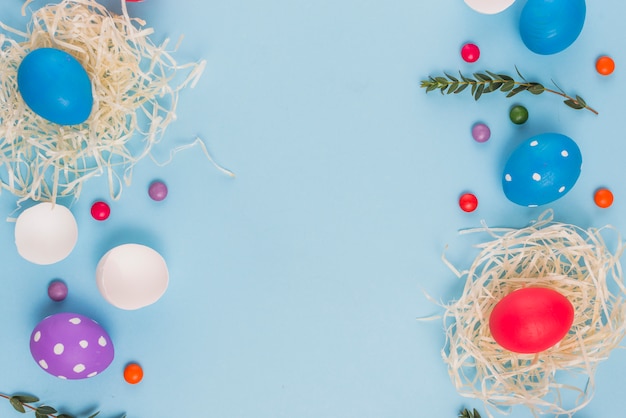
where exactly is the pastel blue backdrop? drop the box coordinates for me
[0,0,624,417]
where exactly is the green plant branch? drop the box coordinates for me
[1,393,124,418]
[459,408,482,418]
[421,69,598,115]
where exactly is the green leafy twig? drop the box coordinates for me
[421,68,598,115]
[459,408,482,418]
[0,393,124,418]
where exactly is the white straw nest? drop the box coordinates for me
[0,0,206,202]
[441,210,626,417]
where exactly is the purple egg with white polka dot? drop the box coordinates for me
[30,313,114,380]
[502,132,582,207]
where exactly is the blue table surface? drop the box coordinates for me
[0,0,625,417]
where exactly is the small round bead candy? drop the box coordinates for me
[124,363,144,384]
[594,188,614,208]
[471,122,491,143]
[459,193,478,212]
[148,181,168,201]
[461,43,480,63]
[596,56,615,76]
[91,201,111,221]
[47,280,68,302]
[509,105,529,125]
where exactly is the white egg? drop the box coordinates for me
[15,202,78,265]
[96,243,169,310]
[464,0,516,14]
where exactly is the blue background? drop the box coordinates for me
[0,0,625,417]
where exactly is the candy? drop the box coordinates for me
[459,193,478,212]
[509,105,528,125]
[91,201,111,221]
[461,43,480,63]
[48,280,68,302]
[594,188,614,208]
[124,362,144,384]
[148,180,168,201]
[596,56,615,76]
[471,122,491,143]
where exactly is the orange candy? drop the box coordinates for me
[596,56,615,76]
[124,363,144,384]
[594,188,614,208]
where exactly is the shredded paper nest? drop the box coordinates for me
[0,0,206,202]
[442,210,626,417]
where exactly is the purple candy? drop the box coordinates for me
[30,313,114,380]
[48,280,68,302]
[148,180,168,201]
[472,122,491,143]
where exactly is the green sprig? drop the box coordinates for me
[459,408,482,418]
[1,393,125,418]
[421,69,597,115]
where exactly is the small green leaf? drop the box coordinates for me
[500,81,515,92]
[88,412,101,418]
[14,395,40,404]
[474,84,485,100]
[459,71,470,82]
[9,397,26,413]
[474,72,491,82]
[499,74,514,81]
[447,82,459,94]
[488,81,503,92]
[473,408,482,418]
[515,65,526,80]
[57,414,76,418]
[485,70,500,80]
[454,83,469,94]
[36,405,57,415]
[528,83,545,95]
[470,82,477,96]
[425,83,438,93]
[564,99,584,110]
[444,72,459,83]
[576,95,587,107]
[434,76,448,84]
[506,85,528,98]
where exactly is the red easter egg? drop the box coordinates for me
[488,287,574,353]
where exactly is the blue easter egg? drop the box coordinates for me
[519,0,586,55]
[17,48,93,125]
[502,133,582,207]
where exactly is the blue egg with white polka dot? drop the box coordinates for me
[502,133,582,207]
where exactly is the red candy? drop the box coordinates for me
[91,201,111,221]
[459,193,478,212]
[461,43,480,63]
